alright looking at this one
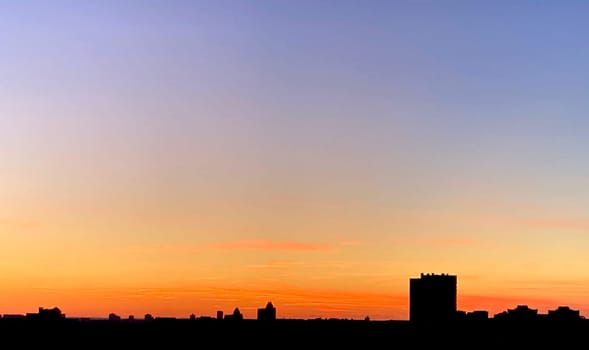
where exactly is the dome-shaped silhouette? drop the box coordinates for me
[222,307,243,320]
[258,301,277,321]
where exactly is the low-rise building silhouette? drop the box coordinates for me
[217,310,224,320]
[409,273,457,323]
[2,314,25,320]
[224,308,243,321]
[494,305,538,321]
[547,306,581,321]
[109,313,121,321]
[26,307,65,321]
[257,302,276,321]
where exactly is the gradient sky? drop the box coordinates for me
[2,0,589,320]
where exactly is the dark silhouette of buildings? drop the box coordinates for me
[494,305,538,321]
[257,302,276,321]
[1,284,589,349]
[2,314,25,319]
[547,306,581,321]
[155,316,177,321]
[26,307,65,321]
[466,310,489,321]
[409,273,457,323]
[224,308,243,321]
[216,310,224,320]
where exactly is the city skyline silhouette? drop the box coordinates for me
[1,273,586,322]
[1,273,587,348]
[2,0,589,334]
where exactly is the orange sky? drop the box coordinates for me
[2,180,589,319]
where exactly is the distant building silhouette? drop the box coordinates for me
[144,313,154,321]
[3,314,25,319]
[108,313,121,321]
[189,313,196,320]
[26,307,65,321]
[217,310,224,320]
[224,308,243,321]
[494,305,538,321]
[547,306,581,321]
[257,302,276,321]
[409,273,457,323]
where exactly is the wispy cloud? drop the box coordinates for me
[133,239,334,254]
[245,260,309,270]
[502,279,589,295]
[210,240,333,251]
[399,238,482,247]
[490,216,589,231]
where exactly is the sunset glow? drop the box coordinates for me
[2,1,589,320]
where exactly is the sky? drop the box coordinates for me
[1,0,589,320]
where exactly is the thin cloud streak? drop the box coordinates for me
[501,279,589,295]
[399,238,482,247]
[492,216,589,231]
[211,240,333,251]
[133,239,334,254]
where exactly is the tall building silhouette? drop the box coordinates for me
[409,273,457,323]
